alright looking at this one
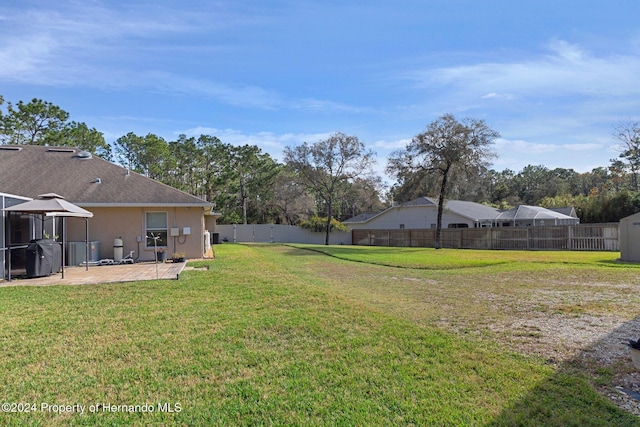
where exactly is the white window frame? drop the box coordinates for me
[145,211,168,248]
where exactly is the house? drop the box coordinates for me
[344,197,501,229]
[0,145,220,272]
[344,197,579,229]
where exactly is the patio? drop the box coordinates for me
[0,261,187,287]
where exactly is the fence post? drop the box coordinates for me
[490,227,494,250]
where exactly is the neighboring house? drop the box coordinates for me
[344,196,579,229]
[344,197,501,229]
[0,145,220,267]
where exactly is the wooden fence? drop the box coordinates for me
[352,224,620,251]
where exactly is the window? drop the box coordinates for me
[447,223,469,229]
[399,224,405,229]
[146,212,168,247]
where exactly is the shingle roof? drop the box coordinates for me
[443,200,501,221]
[343,212,380,223]
[0,145,214,207]
[400,196,437,207]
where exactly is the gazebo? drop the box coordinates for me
[3,193,93,281]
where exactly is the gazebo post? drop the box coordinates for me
[61,217,65,279]
[85,218,89,271]
[7,211,11,282]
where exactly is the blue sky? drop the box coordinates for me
[2,1,640,182]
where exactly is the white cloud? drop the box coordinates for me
[372,138,412,151]
[547,39,586,62]
[291,98,370,114]
[406,39,640,99]
[495,138,603,155]
[494,138,558,154]
[561,142,604,151]
[481,92,515,100]
[0,2,249,85]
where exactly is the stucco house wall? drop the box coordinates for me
[65,206,208,262]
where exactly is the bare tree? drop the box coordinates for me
[387,114,498,248]
[284,132,375,245]
[613,121,640,191]
[272,170,315,225]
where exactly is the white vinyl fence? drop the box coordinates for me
[216,224,352,245]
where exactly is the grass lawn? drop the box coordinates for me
[1,244,639,425]
[291,243,627,270]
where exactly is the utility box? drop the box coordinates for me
[26,239,61,278]
[620,213,640,262]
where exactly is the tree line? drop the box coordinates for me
[2,95,640,239]
[0,96,385,235]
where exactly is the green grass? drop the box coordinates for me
[289,244,628,270]
[0,244,638,426]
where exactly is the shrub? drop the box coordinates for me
[299,216,348,232]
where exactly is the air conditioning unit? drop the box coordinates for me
[67,241,100,266]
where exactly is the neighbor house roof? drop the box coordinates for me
[343,212,380,223]
[0,145,215,209]
[399,197,501,221]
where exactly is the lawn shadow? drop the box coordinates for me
[285,244,430,256]
[486,316,640,426]
[598,259,640,268]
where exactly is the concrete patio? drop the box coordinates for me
[0,261,187,287]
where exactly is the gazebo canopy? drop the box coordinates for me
[3,193,93,217]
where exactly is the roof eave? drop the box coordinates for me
[76,202,215,208]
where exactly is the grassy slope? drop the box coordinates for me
[0,244,637,426]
